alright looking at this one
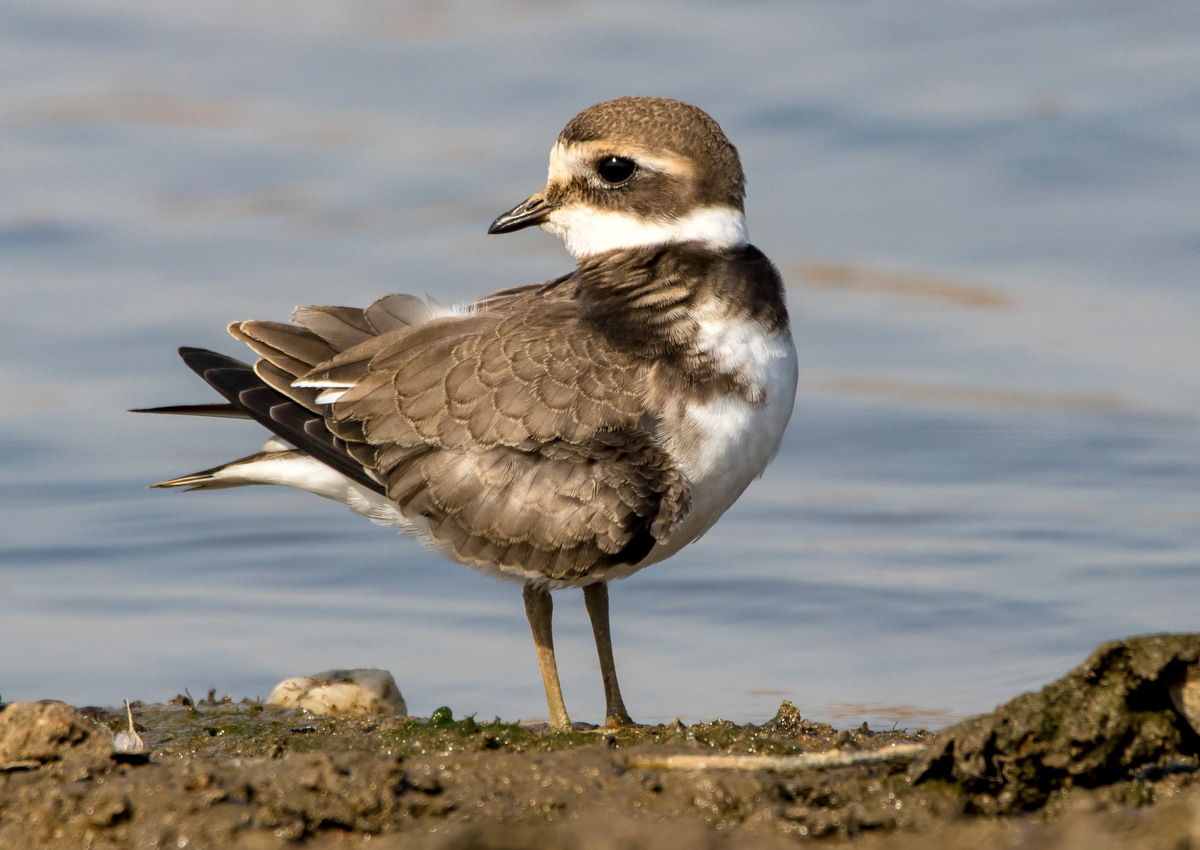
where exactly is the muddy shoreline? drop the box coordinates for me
[3,635,1199,848]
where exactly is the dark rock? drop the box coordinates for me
[915,633,1200,812]
[761,701,804,736]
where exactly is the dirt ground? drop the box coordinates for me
[3,634,1200,849]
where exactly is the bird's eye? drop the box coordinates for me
[595,156,636,185]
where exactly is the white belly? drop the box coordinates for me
[613,325,799,575]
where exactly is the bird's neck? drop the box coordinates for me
[572,242,790,396]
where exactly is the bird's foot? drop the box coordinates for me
[604,709,637,729]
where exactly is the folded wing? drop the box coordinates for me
[179,285,689,584]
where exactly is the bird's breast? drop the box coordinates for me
[627,320,798,572]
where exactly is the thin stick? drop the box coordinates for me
[626,743,927,773]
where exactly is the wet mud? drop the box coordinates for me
[2,635,1199,848]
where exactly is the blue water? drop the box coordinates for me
[2,0,1199,728]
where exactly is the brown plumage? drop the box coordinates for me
[230,263,737,584]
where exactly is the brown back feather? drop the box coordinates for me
[231,288,690,580]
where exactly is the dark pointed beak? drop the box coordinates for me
[487,191,559,234]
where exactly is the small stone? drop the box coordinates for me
[266,668,407,716]
[761,700,803,735]
[1166,663,1200,734]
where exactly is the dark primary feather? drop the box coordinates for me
[130,402,248,419]
[175,347,385,495]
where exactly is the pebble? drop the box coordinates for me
[266,668,407,716]
[1167,663,1200,735]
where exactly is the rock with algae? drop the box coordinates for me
[915,633,1200,812]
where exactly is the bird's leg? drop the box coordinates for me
[523,583,572,731]
[583,582,635,728]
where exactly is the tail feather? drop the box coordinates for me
[176,347,385,495]
[130,403,248,419]
[291,293,437,350]
[228,320,336,378]
[141,295,441,498]
[150,451,274,491]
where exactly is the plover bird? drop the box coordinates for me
[139,97,797,729]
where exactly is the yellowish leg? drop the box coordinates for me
[523,583,572,731]
[583,582,635,728]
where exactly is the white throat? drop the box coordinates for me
[543,204,748,259]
